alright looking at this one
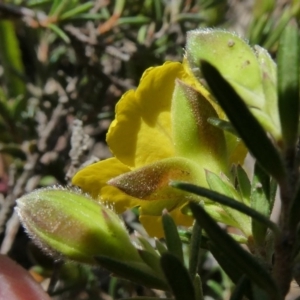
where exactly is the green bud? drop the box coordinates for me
[186,29,281,141]
[16,187,143,265]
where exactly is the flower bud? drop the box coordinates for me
[186,29,281,140]
[16,187,143,265]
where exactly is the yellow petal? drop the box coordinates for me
[72,158,130,199]
[107,62,187,168]
[140,207,193,238]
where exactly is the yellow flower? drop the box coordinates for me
[72,62,246,237]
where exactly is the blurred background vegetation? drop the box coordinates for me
[0,0,300,299]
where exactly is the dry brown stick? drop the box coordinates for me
[0,101,68,254]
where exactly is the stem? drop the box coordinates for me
[273,147,299,298]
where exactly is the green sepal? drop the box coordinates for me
[160,253,196,300]
[251,162,273,246]
[200,61,286,184]
[171,79,227,172]
[181,201,241,228]
[254,45,279,135]
[189,221,202,279]
[186,29,280,140]
[189,202,280,300]
[173,182,279,236]
[162,211,184,264]
[206,170,251,236]
[95,255,169,291]
[277,19,300,148]
[186,29,265,109]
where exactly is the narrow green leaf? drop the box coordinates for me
[162,211,184,264]
[189,221,202,279]
[117,16,151,25]
[49,0,61,15]
[252,0,275,17]
[235,165,251,204]
[113,0,125,15]
[160,253,195,300]
[138,237,160,258]
[194,274,204,300]
[209,242,244,284]
[154,239,167,256]
[230,275,251,300]
[263,8,292,49]
[189,202,280,299]
[50,0,72,17]
[60,2,94,20]
[95,256,168,291]
[27,0,52,7]
[277,19,300,148]
[47,24,70,43]
[248,14,270,45]
[206,280,223,298]
[65,13,105,20]
[251,162,272,245]
[138,250,162,276]
[172,181,279,235]
[201,61,286,183]
[0,20,25,97]
[207,117,238,136]
[153,0,163,21]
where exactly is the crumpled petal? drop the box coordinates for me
[107,62,187,168]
